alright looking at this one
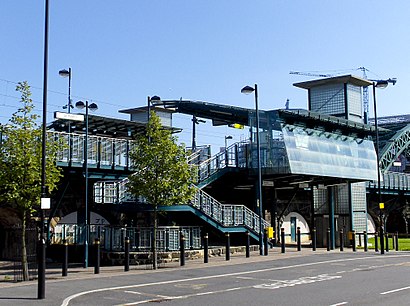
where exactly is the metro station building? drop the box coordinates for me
[2,75,410,259]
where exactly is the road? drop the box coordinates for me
[0,251,409,306]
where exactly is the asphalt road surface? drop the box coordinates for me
[1,251,410,306]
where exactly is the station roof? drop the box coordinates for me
[153,99,381,138]
[48,113,181,138]
[293,74,372,89]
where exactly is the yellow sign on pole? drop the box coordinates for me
[266,227,274,239]
[379,203,384,209]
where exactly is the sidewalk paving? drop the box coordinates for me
[0,247,349,289]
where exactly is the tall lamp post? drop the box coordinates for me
[241,84,264,255]
[225,135,233,166]
[38,0,50,299]
[372,78,396,255]
[59,68,72,112]
[75,100,98,268]
[192,115,206,152]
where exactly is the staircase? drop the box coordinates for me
[93,140,269,241]
[194,140,249,187]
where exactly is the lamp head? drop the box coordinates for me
[59,69,70,78]
[375,80,389,89]
[241,85,255,95]
[225,135,233,140]
[150,95,161,102]
[88,103,98,111]
[75,101,85,109]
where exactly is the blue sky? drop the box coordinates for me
[1,1,409,152]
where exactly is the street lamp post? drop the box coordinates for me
[224,135,233,166]
[38,0,50,299]
[59,68,72,112]
[241,84,264,255]
[191,115,206,152]
[372,78,396,255]
[76,100,98,268]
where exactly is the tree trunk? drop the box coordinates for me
[152,206,158,270]
[21,213,29,281]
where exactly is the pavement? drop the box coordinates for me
[0,246,334,289]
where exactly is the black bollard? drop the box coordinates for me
[380,227,385,255]
[375,233,379,252]
[225,232,230,261]
[385,233,389,252]
[312,227,317,251]
[297,227,301,251]
[395,232,399,251]
[180,232,185,266]
[264,229,269,256]
[124,237,130,272]
[364,231,368,252]
[245,231,250,258]
[352,230,356,252]
[62,240,68,277]
[281,228,285,253]
[339,229,344,252]
[94,238,100,274]
[204,233,209,263]
[327,228,331,251]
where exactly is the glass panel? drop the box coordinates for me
[282,126,378,181]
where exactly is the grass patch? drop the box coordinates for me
[364,237,410,251]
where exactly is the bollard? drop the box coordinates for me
[264,229,269,256]
[385,233,389,252]
[297,227,301,251]
[225,232,230,261]
[339,229,344,252]
[94,238,100,274]
[312,228,317,251]
[392,232,396,250]
[327,228,331,251]
[204,233,209,263]
[380,227,385,255]
[124,236,130,272]
[375,233,379,252]
[180,232,185,266]
[395,232,399,251]
[352,230,356,252]
[364,231,368,252]
[281,228,285,253]
[62,240,68,277]
[245,231,250,258]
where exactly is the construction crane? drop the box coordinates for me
[290,68,397,124]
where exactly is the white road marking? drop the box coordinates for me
[380,285,410,295]
[61,254,410,306]
[329,302,348,306]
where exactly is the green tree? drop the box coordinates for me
[0,82,62,280]
[127,111,196,269]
